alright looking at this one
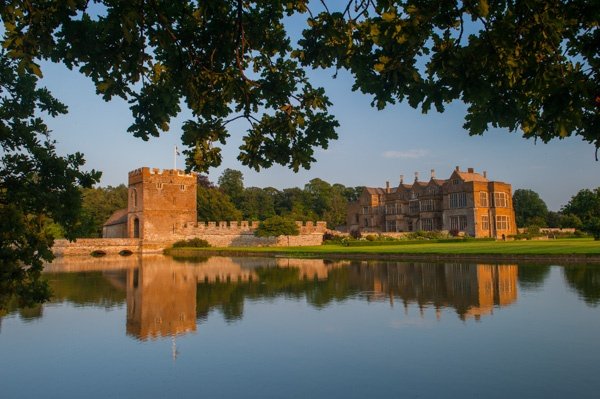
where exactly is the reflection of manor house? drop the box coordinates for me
[347,167,517,238]
[100,167,325,248]
[358,262,518,320]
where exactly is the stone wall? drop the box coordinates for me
[53,238,142,256]
[52,221,326,257]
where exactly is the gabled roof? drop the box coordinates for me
[365,186,397,195]
[365,187,386,195]
[455,171,488,182]
[103,208,128,227]
[430,178,447,186]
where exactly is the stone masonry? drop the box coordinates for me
[347,166,517,238]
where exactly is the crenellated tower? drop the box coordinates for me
[127,167,197,240]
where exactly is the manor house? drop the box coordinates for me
[346,167,516,238]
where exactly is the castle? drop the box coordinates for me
[101,167,326,247]
[347,167,517,238]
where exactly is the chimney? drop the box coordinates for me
[400,174,404,184]
[468,167,474,173]
[431,169,435,179]
[455,165,460,172]
[414,171,419,182]
[385,181,390,193]
[483,171,487,179]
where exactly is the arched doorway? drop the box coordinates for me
[133,217,140,238]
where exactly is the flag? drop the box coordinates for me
[175,145,180,156]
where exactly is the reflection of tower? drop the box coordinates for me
[126,263,197,340]
[172,336,179,362]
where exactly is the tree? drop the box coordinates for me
[513,189,548,227]
[197,186,242,222]
[562,188,600,223]
[0,53,99,310]
[254,216,300,237]
[241,187,276,220]
[218,169,245,208]
[584,217,600,240]
[77,185,128,237]
[299,1,600,155]
[559,213,583,229]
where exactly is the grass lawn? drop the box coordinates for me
[167,238,600,257]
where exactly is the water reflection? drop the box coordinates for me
[3,256,599,339]
[563,265,600,306]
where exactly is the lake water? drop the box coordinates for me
[1,255,599,398]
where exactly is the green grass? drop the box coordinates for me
[167,238,600,257]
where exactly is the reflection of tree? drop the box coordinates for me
[563,266,600,307]
[517,264,551,290]
[46,272,126,309]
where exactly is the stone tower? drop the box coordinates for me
[128,167,197,240]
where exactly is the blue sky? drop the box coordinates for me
[37,11,599,212]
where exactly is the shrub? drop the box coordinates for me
[350,230,362,239]
[255,216,300,237]
[322,231,347,244]
[172,238,210,248]
[365,234,377,241]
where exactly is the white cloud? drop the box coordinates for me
[382,149,430,159]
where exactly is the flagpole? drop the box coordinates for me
[174,145,177,170]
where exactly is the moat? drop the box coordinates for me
[2,256,599,398]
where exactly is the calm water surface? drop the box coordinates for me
[1,255,599,398]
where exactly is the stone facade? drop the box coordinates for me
[128,167,198,240]
[94,166,325,251]
[347,167,517,238]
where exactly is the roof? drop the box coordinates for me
[365,187,393,195]
[103,208,128,227]
[430,179,447,186]
[456,171,488,182]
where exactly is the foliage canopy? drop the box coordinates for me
[1,0,598,173]
[254,215,300,237]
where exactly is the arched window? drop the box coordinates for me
[131,189,137,208]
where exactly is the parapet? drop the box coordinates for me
[128,167,197,184]
[178,220,327,235]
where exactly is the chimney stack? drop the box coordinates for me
[385,181,390,193]
[468,167,474,173]
[400,174,404,184]
[431,169,435,179]
[455,166,460,172]
[414,171,419,182]
[483,171,487,179]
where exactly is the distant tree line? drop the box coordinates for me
[513,188,600,239]
[198,168,363,229]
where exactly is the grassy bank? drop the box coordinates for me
[165,238,600,261]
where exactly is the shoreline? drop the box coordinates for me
[166,248,600,264]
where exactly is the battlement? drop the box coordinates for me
[178,220,327,235]
[128,167,195,178]
[128,167,197,185]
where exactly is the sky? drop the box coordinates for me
[37,13,599,212]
